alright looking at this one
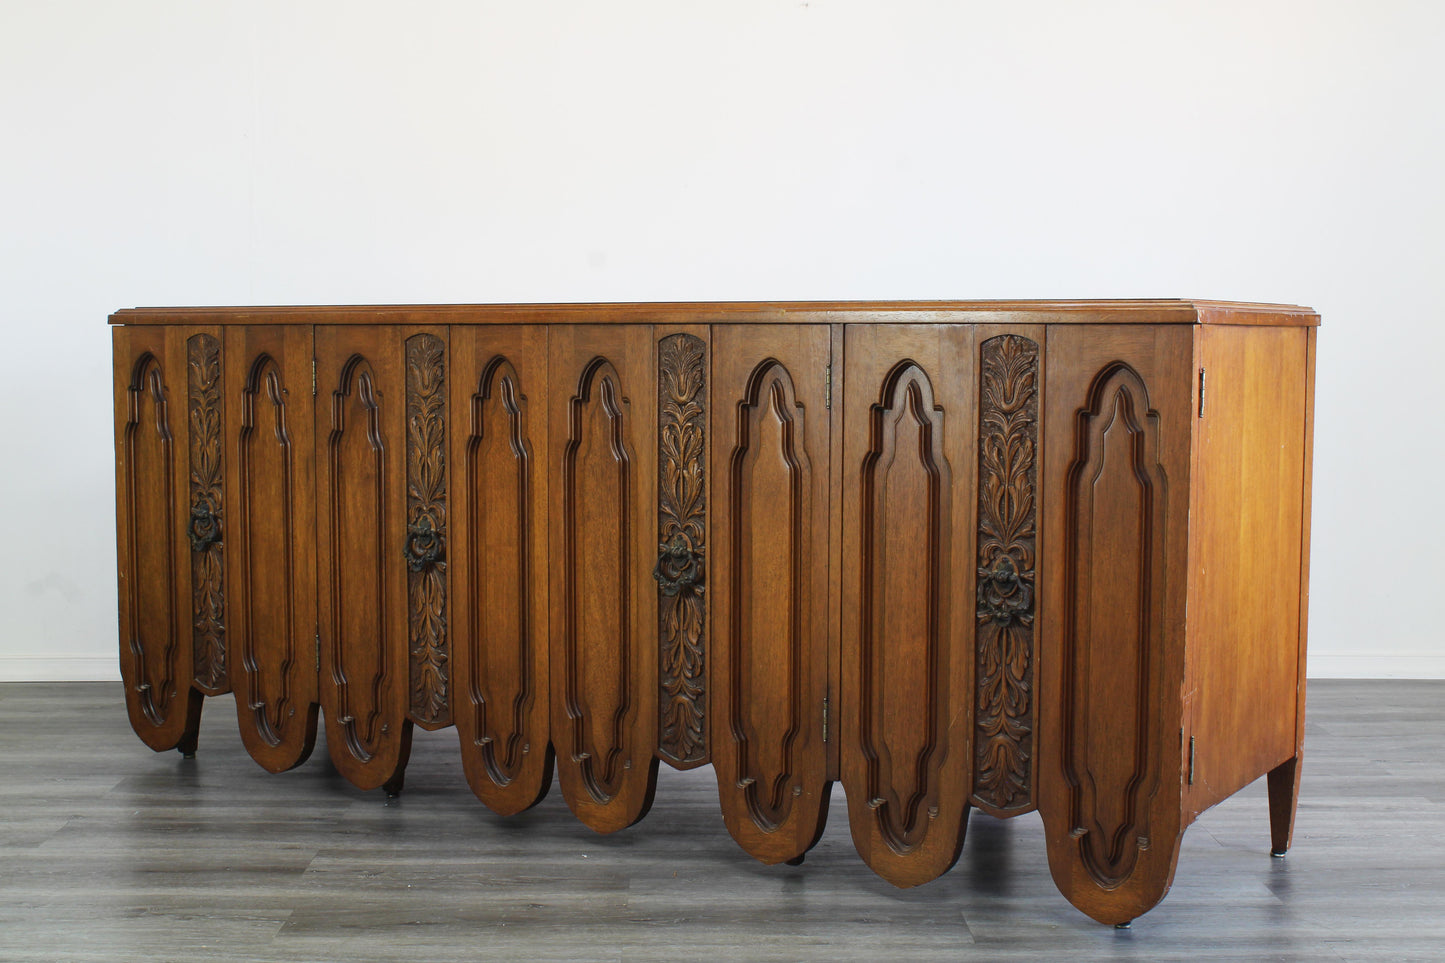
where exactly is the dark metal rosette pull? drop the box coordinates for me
[403,515,445,572]
[653,532,704,597]
[187,502,222,551]
[977,554,1033,624]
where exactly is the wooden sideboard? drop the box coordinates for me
[110,300,1317,924]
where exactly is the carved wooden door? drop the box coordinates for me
[838,324,982,886]
[113,325,208,754]
[709,324,833,864]
[315,326,447,791]
[548,325,659,832]
[450,325,554,814]
[1037,324,1194,924]
[223,324,320,772]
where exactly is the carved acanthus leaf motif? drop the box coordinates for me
[405,334,450,727]
[187,334,227,694]
[974,335,1039,812]
[656,334,707,767]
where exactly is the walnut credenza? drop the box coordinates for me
[110,300,1317,924]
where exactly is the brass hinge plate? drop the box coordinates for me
[822,695,829,743]
[824,363,832,410]
[312,358,318,397]
[1198,366,1206,418]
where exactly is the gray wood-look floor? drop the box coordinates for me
[1,681,1442,962]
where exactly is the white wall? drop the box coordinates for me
[1,1,1440,680]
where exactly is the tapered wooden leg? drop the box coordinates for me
[174,688,203,759]
[382,723,415,799]
[1268,754,1301,857]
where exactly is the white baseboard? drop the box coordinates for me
[1307,655,1445,679]
[0,658,122,682]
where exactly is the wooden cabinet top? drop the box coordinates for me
[109,299,1319,327]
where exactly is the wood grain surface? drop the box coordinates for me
[449,325,555,816]
[222,324,320,774]
[109,299,1321,328]
[1037,324,1196,924]
[107,304,1319,927]
[547,325,660,833]
[839,324,977,887]
[709,325,833,866]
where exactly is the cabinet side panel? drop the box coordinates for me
[1295,328,1316,758]
[1184,325,1307,817]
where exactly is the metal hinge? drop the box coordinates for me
[314,632,321,671]
[312,358,318,397]
[824,362,832,409]
[822,695,829,743]
[1198,366,1206,418]
[1188,735,1197,785]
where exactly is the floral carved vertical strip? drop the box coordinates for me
[974,334,1039,813]
[655,333,707,767]
[187,334,227,694]
[405,333,450,728]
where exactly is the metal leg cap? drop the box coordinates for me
[1114,921,1132,930]
[1271,849,1288,858]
